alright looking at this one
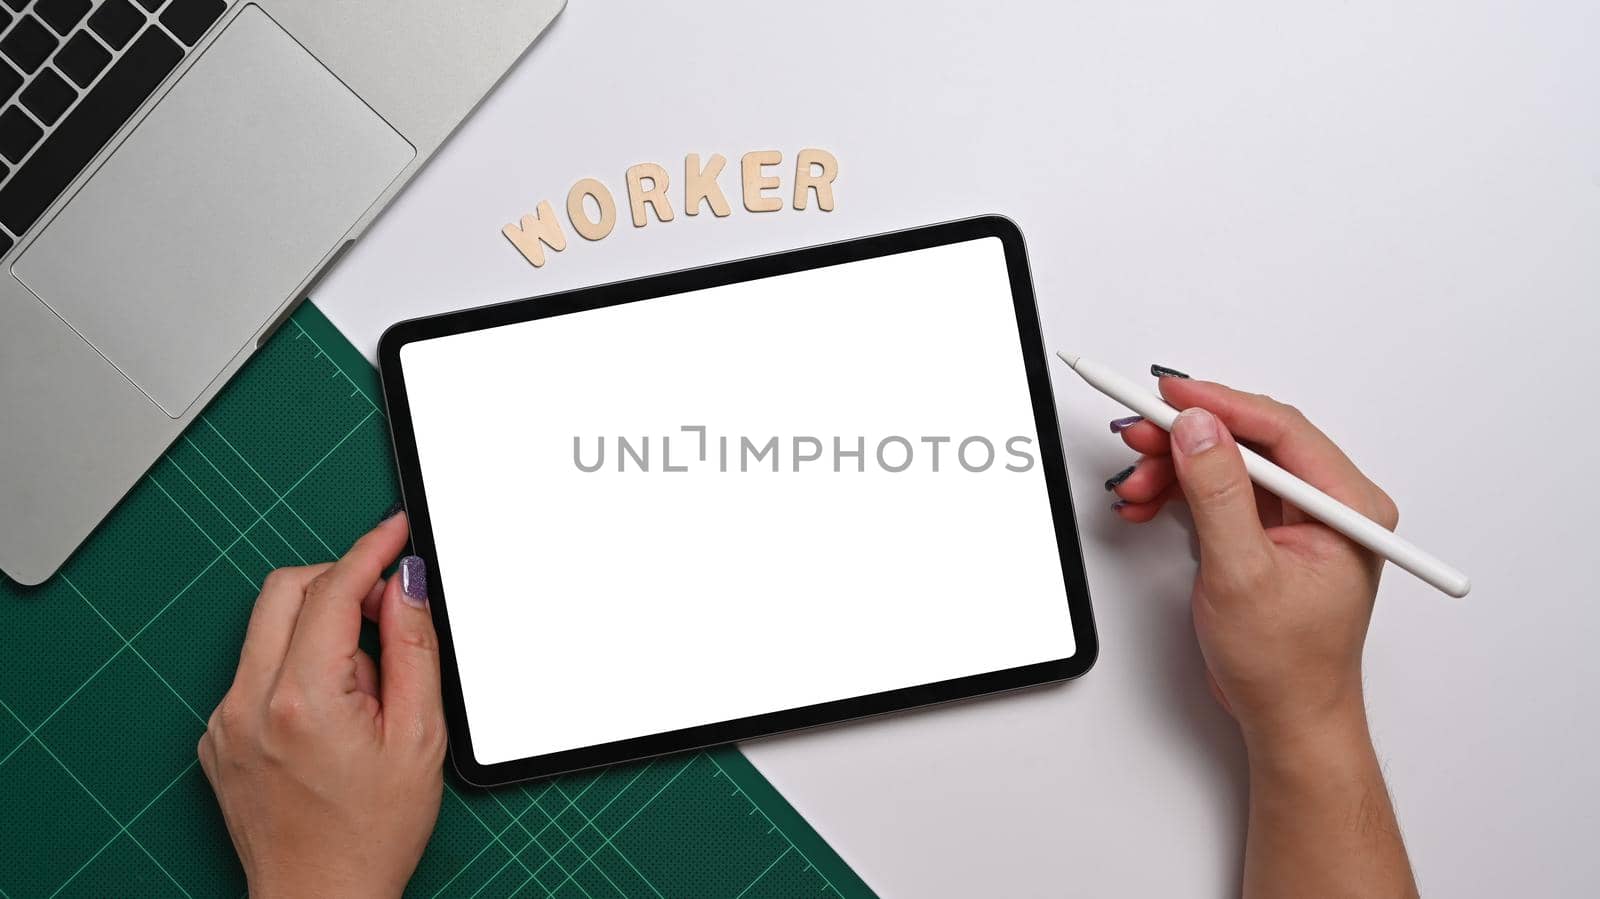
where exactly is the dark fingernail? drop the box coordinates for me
[1109,415,1143,434]
[1111,500,1130,512]
[379,500,404,524]
[1104,464,1136,491]
[1151,363,1190,379]
[399,555,428,607]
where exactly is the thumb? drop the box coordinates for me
[379,555,445,748]
[1169,408,1274,588]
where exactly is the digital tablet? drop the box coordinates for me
[379,216,1096,785]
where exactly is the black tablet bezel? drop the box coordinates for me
[378,215,1097,786]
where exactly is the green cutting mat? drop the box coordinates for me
[0,302,873,899]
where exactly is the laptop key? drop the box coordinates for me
[37,0,92,36]
[56,31,112,88]
[0,61,19,102]
[88,0,145,50]
[1,0,23,12]
[21,67,74,125]
[0,159,7,252]
[160,0,224,46]
[0,105,42,163]
[0,27,181,235]
[136,0,167,9]
[0,9,11,33]
[1,15,59,73]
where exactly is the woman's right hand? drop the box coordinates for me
[1104,370,1418,897]
[1107,373,1399,746]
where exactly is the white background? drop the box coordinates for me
[400,238,1076,765]
[318,1,1600,894]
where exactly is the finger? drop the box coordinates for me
[1157,378,1386,517]
[284,513,410,679]
[1117,420,1172,457]
[1111,462,1285,529]
[1169,408,1275,587]
[361,578,385,623]
[1112,488,1174,523]
[234,563,332,695]
[1254,483,1285,530]
[379,559,445,749]
[1109,456,1175,504]
[353,651,379,700]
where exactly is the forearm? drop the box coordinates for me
[1242,701,1418,899]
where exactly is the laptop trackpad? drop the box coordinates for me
[13,5,414,418]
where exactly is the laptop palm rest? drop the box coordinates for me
[12,4,414,419]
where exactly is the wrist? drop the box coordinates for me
[1241,694,1375,784]
[249,868,400,899]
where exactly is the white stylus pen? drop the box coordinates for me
[1055,351,1471,598]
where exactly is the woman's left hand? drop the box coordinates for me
[198,512,446,899]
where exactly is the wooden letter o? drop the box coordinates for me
[566,178,618,242]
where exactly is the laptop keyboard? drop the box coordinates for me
[0,0,226,257]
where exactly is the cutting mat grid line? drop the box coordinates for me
[200,415,345,558]
[0,696,197,899]
[0,402,381,771]
[59,573,209,725]
[490,782,605,896]
[48,758,202,899]
[0,302,873,899]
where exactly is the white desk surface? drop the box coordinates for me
[316,2,1600,894]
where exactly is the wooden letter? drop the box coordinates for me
[741,150,783,212]
[566,177,618,241]
[684,153,731,217]
[501,200,567,267]
[625,162,675,227]
[793,148,838,211]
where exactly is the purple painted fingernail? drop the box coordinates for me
[378,500,404,524]
[1109,415,1142,433]
[1104,464,1136,491]
[399,555,428,607]
[1151,363,1190,379]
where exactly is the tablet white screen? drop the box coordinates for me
[400,236,1076,765]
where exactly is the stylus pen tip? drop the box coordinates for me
[1055,350,1081,368]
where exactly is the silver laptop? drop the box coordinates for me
[0,0,565,585]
